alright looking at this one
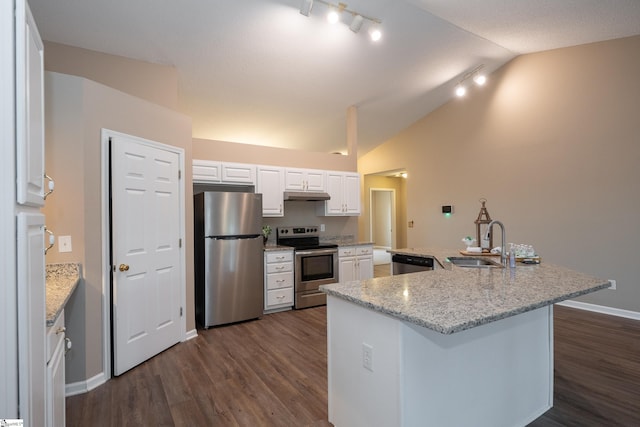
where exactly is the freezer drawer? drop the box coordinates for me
[196,236,264,327]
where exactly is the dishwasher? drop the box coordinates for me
[391,254,434,275]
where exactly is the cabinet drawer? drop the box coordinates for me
[46,311,65,363]
[339,247,357,257]
[267,288,294,307]
[357,246,373,256]
[266,251,293,263]
[267,272,293,290]
[266,262,292,274]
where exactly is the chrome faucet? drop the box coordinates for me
[485,220,507,266]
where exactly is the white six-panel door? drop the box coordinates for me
[111,133,182,376]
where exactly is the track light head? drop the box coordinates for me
[349,14,364,33]
[300,0,313,17]
[455,84,467,97]
[473,73,487,86]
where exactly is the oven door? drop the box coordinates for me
[295,247,338,293]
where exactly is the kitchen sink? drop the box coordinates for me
[446,257,504,268]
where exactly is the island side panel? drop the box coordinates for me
[326,295,402,427]
[326,294,554,427]
[400,305,554,427]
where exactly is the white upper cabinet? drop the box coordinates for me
[16,0,45,207]
[192,160,255,185]
[221,162,255,184]
[320,171,361,216]
[284,168,325,192]
[192,160,221,183]
[257,166,284,217]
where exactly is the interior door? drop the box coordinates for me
[111,133,182,376]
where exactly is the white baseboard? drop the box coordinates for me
[185,328,198,341]
[556,300,640,321]
[65,371,107,397]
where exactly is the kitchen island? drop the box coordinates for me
[319,248,608,427]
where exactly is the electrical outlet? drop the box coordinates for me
[320,224,325,232]
[362,343,373,371]
[58,235,72,253]
[608,279,616,290]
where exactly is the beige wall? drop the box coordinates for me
[44,72,193,384]
[192,137,357,171]
[359,35,640,312]
[44,42,179,110]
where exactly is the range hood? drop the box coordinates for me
[283,191,331,201]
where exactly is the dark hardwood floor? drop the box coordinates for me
[67,307,331,427]
[67,299,640,426]
[528,305,640,426]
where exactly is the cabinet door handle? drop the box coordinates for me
[44,226,55,255]
[44,173,55,200]
[276,279,285,283]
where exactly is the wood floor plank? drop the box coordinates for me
[67,302,640,426]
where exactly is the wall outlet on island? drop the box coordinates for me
[608,279,616,290]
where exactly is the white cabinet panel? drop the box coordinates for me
[16,1,44,207]
[222,162,255,184]
[320,171,361,216]
[257,166,284,217]
[192,159,221,183]
[17,211,46,427]
[285,168,325,192]
[46,311,66,427]
[264,250,294,311]
[338,245,373,282]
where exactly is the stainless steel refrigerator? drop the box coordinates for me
[194,191,264,328]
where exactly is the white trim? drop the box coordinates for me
[556,300,640,321]
[65,371,107,397]
[100,129,187,380]
[184,329,198,341]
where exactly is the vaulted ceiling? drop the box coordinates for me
[28,0,640,156]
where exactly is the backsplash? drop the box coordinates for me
[262,200,358,243]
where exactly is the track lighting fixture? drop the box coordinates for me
[454,65,487,98]
[300,0,313,17]
[349,14,364,33]
[299,0,382,41]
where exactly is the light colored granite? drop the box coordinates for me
[335,241,374,247]
[46,263,81,326]
[320,248,609,334]
[263,244,294,252]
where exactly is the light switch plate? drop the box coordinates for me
[58,235,72,253]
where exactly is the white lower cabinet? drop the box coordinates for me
[339,245,374,282]
[264,250,294,312]
[46,310,67,427]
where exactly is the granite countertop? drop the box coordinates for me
[46,263,81,326]
[264,244,294,252]
[320,248,609,335]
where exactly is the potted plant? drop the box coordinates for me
[262,225,272,244]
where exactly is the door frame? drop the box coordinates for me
[369,188,396,249]
[100,128,186,379]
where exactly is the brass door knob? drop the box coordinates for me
[119,264,130,272]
